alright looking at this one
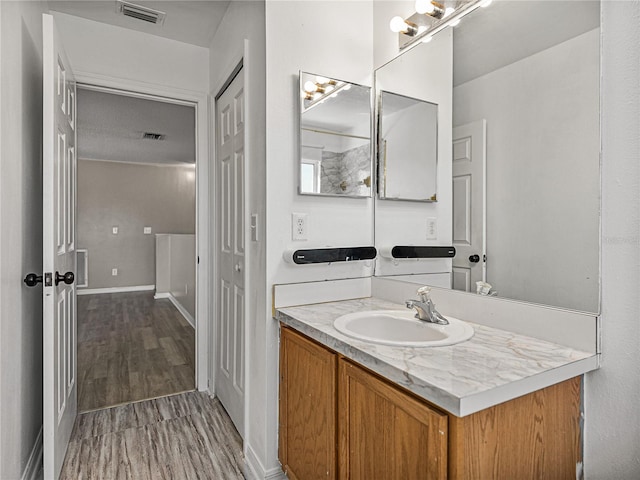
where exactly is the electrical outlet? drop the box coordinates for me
[144,226,152,234]
[292,213,308,241]
[426,217,437,240]
[111,268,118,276]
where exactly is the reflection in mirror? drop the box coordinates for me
[378,91,438,202]
[374,1,600,313]
[299,72,372,197]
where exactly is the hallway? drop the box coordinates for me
[60,391,244,479]
[78,292,195,412]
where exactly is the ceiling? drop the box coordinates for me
[77,88,196,165]
[453,0,600,86]
[48,0,231,47]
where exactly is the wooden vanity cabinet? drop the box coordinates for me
[279,326,338,480]
[338,359,448,479]
[279,325,582,480]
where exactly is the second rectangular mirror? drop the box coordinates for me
[378,91,438,202]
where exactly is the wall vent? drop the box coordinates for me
[142,132,166,140]
[116,1,166,25]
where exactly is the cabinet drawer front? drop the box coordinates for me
[339,359,448,480]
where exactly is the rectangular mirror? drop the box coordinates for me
[299,72,372,197]
[378,91,438,201]
[374,0,601,314]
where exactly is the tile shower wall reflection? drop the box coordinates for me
[320,144,371,196]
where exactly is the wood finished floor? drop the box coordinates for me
[60,391,245,479]
[78,292,195,412]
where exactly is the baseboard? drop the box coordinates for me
[21,427,43,480]
[154,292,195,328]
[77,285,155,296]
[243,444,286,480]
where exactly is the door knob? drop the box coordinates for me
[234,264,242,272]
[468,254,480,263]
[24,273,43,287]
[55,271,75,286]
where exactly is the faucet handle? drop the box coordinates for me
[417,286,431,302]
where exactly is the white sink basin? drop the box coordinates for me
[333,310,474,347]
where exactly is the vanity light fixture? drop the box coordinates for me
[389,16,419,36]
[302,76,350,112]
[390,0,488,50]
[415,0,445,19]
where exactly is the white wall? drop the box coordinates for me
[374,29,454,277]
[0,2,49,478]
[156,234,196,320]
[453,29,600,312]
[261,1,374,476]
[51,12,209,93]
[585,2,640,478]
[77,160,196,290]
[208,0,268,475]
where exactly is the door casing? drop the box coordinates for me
[75,75,211,390]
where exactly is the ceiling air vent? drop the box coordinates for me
[116,1,166,25]
[142,132,165,140]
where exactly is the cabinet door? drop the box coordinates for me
[339,359,448,480]
[279,327,337,480]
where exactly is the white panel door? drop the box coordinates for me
[215,68,245,436]
[452,120,486,292]
[42,14,77,479]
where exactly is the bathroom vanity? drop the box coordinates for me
[276,297,595,480]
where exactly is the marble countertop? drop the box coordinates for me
[276,297,599,417]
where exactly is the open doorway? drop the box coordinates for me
[75,86,197,412]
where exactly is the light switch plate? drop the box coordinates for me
[112,268,118,276]
[112,226,118,235]
[144,227,152,234]
[251,214,259,242]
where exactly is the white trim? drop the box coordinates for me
[77,285,155,295]
[154,292,195,328]
[78,156,196,168]
[21,427,43,480]
[74,72,210,392]
[243,443,286,480]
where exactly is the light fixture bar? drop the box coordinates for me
[394,0,484,50]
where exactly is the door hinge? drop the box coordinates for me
[44,272,53,287]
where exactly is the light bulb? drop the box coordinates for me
[389,16,409,33]
[303,81,318,93]
[324,85,335,94]
[315,76,330,84]
[444,6,455,17]
[415,0,435,14]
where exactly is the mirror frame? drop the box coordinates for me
[298,71,374,199]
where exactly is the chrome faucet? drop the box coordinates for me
[405,286,449,325]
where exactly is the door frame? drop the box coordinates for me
[210,43,249,440]
[74,72,210,390]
